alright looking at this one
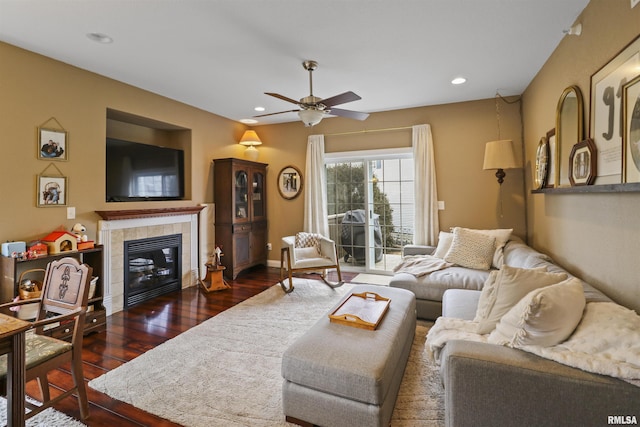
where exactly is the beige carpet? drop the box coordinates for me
[350,273,392,286]
[0,397,86,426]
[89,279,444,426]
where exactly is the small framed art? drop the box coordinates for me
[38,128,67,160]
[545,128,556,188]
[534,136,549,190]
[37,175,67,206]
[569,138,597,186]
[277,165,303,200]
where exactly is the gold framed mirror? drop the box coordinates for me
[555,85,584,187]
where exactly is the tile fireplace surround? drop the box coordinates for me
[96,207,204,315]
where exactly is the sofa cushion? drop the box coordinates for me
[461,228,513,268]
[444,228,496,270]
[474,265,568,334]
[432,231,454,259]
[442,289,482,320]
[488,278,586,347]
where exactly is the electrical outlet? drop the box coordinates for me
[67,206,76,219]
[266,243,272,251]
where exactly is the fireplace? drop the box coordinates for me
[124,234,182,308]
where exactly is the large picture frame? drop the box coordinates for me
[38,128,68,160]
[37,175,67,207]
[569,138,597,186]
[590,34,640,182]
[277,165,303,200]
[623,74,640,183]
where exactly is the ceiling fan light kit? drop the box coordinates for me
[257,60,369,126]
[298,109,324,127]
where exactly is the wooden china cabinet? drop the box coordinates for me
[213,158,268,279]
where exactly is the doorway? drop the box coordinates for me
[326,149,414,274]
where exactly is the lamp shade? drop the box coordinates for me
[298,109,324,127]
[483,140,518,170]
[239,130,262,146]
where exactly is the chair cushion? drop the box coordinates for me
[0,332,72,377]
[295,232,321,254]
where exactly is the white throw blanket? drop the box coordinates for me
[426,302,640,386]
[393,255,452,277]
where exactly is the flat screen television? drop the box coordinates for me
[106,138,185,202]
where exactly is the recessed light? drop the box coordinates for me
[451,77,467,85]
[254,106,265,112]
[86,33,113,44]
[240,119,259,124]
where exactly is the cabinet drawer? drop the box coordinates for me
[233,224,251,233]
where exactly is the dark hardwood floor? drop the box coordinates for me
[34,266,355,426]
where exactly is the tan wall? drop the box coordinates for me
[0,41,247,244]
[257,97,526,258]
[523,0,640,312]
[1,39,525,278]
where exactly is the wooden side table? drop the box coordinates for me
[199,263,231,292]
[0,313,31,426]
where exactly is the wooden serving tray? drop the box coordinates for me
[329,291,391,330]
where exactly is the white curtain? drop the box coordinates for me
[413,124,439,245]
[304,134,329,236]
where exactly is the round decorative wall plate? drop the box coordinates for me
[534,136,549,190]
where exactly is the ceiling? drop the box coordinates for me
[0,0,589,126]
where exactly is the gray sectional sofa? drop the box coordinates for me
[391,235,640,426]
[390,237,608,320]
[440,290,640,427]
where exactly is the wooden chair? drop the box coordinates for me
[0,256,92,420]
[280,233,344,293]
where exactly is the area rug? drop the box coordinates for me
[89,279,444,426]
[350,273,392,286]
[0,397,86,427]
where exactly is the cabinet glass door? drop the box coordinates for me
[235,170,249,221]
[252,171,266,220]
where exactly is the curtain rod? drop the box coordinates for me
[324,125,413,137]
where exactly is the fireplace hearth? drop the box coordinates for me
[124,234,182,308]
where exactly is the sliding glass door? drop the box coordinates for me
[326,150,414,274]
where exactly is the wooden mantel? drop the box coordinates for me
[95,206,204,221]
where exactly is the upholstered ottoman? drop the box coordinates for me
[281,285,416,427]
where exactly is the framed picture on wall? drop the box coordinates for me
[277,165,303,200]
[534,136,549,190]
[37,175,67,207]
[545,128,556,188]
[569,138,597,186]
[623,74,640,183]
[38,128,68,160]
[590,34,640,182]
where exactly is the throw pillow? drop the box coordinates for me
[295,232,321,254]
[474,265,568,334]
[444,227,496,270]
[488,278,586,347]
[432,231,453,259]
[461,228,513,268]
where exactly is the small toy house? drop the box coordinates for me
[27,241,48,258]
[42,231,78,254]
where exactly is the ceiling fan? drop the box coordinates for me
[256,60,369,126]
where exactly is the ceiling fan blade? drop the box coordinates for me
[254,109,299,118]
[328,108,369,121]
[320,91,361,107]
[265,92,301,106]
